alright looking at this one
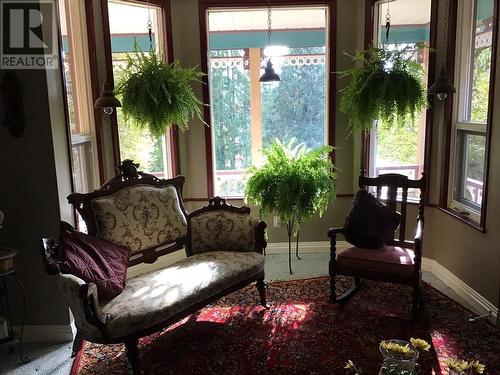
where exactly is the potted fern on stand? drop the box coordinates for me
[244,140,336,274]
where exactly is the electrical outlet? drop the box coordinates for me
[273,216,281,228]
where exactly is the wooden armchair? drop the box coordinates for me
[328,171,426,317]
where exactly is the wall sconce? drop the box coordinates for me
[94,79,121,115]
[428,66,456,101]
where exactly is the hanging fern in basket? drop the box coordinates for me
[116,45,205,137]
[339,44,428,132]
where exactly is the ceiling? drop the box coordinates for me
[208,8,327,32]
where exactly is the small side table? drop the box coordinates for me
[0,247,31,363]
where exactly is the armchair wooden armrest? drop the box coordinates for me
[327,227,344,239]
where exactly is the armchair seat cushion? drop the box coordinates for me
[337,246,415,278]
[101,251,265,338]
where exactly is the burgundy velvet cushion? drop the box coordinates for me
[58,222,130,299]
[337,246,415,278]
[343,189,401,249]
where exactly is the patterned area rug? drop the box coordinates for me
[71,277,500,375]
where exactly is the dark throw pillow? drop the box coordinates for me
[343,189,401,249]
[57,221,130,299]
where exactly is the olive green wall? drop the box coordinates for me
[0,67,70,326]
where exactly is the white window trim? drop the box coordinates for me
[447,0,490,223]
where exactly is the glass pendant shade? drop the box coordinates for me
[259,60,280,82]
[94,79,122,113]
[429,66,456,100]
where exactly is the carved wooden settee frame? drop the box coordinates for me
[41,160,267,374]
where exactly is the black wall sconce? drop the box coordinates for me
[94,79,121,115]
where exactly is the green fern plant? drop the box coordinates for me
[116,45,205,137]
[245,139,336,234]
[339,44,428,132]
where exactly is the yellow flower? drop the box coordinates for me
[469,360,486,374]
[444,358,465,372]
[380,340,413,356]
[410,337,431,352]
[344,360,355,369]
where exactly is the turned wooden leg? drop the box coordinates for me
[328,234,337,303]
[125,338,141,375]
[256,275,269,308]
[71,331,83,357]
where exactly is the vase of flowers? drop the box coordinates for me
[379,339,424,374]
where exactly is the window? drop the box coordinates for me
[207,7,329,197]
[58,0,100,194]
[368,0,432,199]
[107,0,174,179]
[448,0,495,223]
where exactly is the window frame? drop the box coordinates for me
[56,0,104,192]
[199,0,337,199]
[100,0,180,177]
[443,0,498,230]
[362,0,439,205]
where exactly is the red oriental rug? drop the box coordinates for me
[71,277,500,375]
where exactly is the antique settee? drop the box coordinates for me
[41,160,267,374]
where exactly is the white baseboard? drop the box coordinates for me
[421,258,498,324]
[267,241,498,324]
[13,324,74,343]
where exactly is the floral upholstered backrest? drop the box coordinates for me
[91,184,188,254]
[189,210,258,254]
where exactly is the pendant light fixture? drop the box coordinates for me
[428,0,456,101]
[94,79,121,115]
[260,7,280,83]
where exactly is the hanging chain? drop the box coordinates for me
[443,0,449,52]
[267,7,272,45]
[385,0,391,42]
[146,0,153,51]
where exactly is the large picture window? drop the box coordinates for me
[368,0,432,199]
[448,0,496,223]
[207,7,329,197]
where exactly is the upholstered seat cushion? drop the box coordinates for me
[101,251,265,338]
[337,246,415,278]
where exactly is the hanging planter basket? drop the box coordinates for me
[116,45,205,137]
[339,44,428,132]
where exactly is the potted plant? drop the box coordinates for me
[116,45,205,137]
[244,140,336,274]
[339,44,428,132]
